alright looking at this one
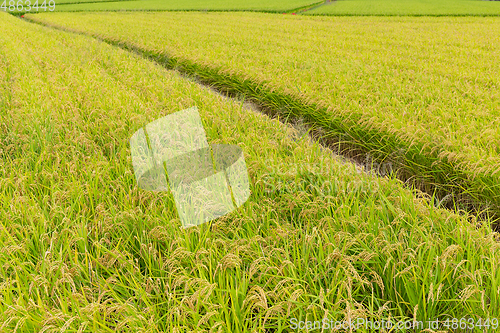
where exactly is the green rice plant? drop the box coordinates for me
[51,0,321,12]
[2,11,500,332]
[29,12,500,220]
[306,0,500,16]
[55,0,132,5]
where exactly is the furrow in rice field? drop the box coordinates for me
[2,11,500,331]
[27,12,500,221]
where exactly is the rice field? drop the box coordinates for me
[32,0,500,14]
[307,0,500,16]
[28,12,500,220]
[52,0,320,12]
[55,0,131,5]
[2,9,500,332]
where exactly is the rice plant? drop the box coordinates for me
[50,0,321,12]
[306,0,500,16]
[2,11,499,333]
[28,12,500,219]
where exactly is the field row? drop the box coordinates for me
[308,0,500,16]
[29,12,500,218]
[2,11,500,331]
[4,0,500,15]
[4,0,322,12]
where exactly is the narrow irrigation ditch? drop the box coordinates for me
[284,0,327,14]
[287,0,335,14]
[23,15,500,231]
